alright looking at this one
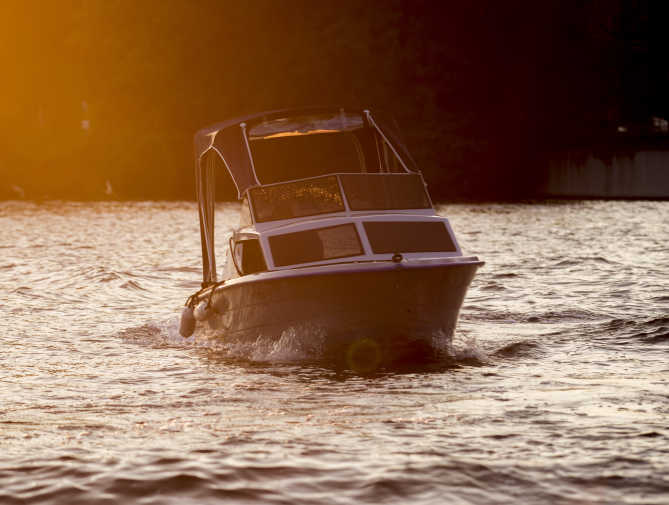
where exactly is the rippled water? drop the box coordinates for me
[1,200,668,504]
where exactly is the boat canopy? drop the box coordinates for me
[193,107,420,287]
[193,107,418,199]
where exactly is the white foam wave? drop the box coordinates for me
[434,330,488,362]
[226,325,326,362]
[141,316,327,362]
[129,316,487,366]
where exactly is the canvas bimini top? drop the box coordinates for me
[193,107,419,198]
[193,107,424,286]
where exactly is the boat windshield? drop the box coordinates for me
[339,174,431,211]
[249,173,432,223]
[249,176,345,223]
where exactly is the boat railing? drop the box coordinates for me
[247,172,433,225]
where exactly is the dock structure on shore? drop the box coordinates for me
[543,150,669,199]
[541,131,669,199]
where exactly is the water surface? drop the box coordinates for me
[1,200,668,504]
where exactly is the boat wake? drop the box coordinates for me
[117,316,494,369]
[202,323,328,362]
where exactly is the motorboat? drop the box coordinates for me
[179,107,483,366]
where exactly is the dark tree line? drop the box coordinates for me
[0,0,666,200]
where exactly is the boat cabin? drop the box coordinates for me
[194,108,461,285]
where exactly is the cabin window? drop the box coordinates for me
[339,174,431,211]
[232,238,268,275]
[363,221,456,254]
[269,224,363,267]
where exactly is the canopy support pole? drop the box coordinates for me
[364,110,410,173]
[240,122,261,186]
[196,153,217,286]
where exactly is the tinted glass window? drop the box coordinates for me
[233,239,268,275]
[269,224,363,267]
[249,176,344,222]
[340,174,431,211]
[363,221,456,254]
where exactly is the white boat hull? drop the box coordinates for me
[193,258,482,366]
